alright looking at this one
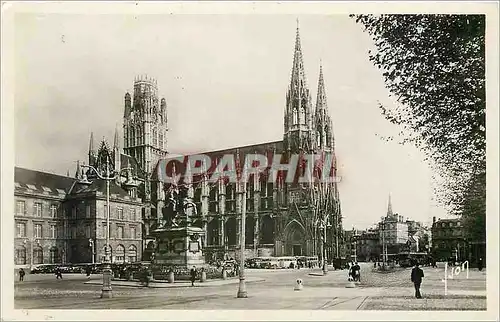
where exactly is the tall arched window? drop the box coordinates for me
[128,245,137,263]
[116,244,125,263]
[261,215,275,244]
[299,107,306,125]
[316,131,322,148]
[225,218,237,246]
[33,246,43,265]
[207,219,218,246]
[49,247,59,264]
[293,109,299,125]
[130,127,135,146]
[15,246,26,265]
[136,126,142,145]
[152,129,158,146]
[159,133,164,149]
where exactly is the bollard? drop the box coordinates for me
[167,271,175,283]
[294,278,304,291]
[200,270,207,283]
[222,269,227,280]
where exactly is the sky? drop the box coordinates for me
[14,13,449,230]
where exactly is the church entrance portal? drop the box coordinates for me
[283,220,306,256]
[293,245,302,256]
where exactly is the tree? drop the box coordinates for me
[352,14,485,239]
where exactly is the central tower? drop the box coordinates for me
[123,75,169,175]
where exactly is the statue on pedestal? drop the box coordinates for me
[161,185,198,228]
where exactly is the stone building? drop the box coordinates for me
[355,228,380,261]
[431,217,466,261]
[14,168,74,267]
[14,165,143,268]
[378,195,409,256]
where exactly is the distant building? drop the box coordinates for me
[431,217,466,261]
[378,195,409,256]
[355,228,380,261]
[344,229,361,262]
[406,220,431,253]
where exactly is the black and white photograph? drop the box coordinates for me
[1,1,498,320]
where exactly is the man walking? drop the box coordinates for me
[411,262,424,299]
[55,267,63,279]
[19,268,25,282]
[353,262,361,282]
[190,267,197,287]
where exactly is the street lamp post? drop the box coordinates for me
[236,175,247,298]
[319,221,325,272]
[89,238,95,264]
[354,239,357,263]
[81,156,133,299]
[381,223,386,266]
[323,222,328,275]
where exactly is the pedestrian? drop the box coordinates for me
[19,268,25,282]
[347,262,353,281]
[190,267,196,287]
[55,267,63,279]
[354,262,361,282]
[411,262,424,299]
[85,265,92,279]
[478,258,483,271]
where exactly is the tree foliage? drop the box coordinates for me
[352,14,486,239]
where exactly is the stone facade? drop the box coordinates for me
[355,229,380,261]
[431,217,467,261]
[14,166,143,268]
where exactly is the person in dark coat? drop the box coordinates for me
[353,262,361,282]
[19,268,25,281]
[190,267,197,287]
[411,263,424,299]
[85,265,92,279]
[55,267,63,279]
[478,258,483,271]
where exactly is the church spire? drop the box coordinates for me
[387,194,393,216]
[75,160,81,179]
[290,19,307,89]
[88,132,96,165]
[314,62,334,152]
[284,19,314,153]
[113,126,120,149]
[316,62,327,113]
[113,125,121,175]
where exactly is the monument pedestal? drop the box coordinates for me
[152,226,206,268]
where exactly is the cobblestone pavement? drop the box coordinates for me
[13,264,487,310]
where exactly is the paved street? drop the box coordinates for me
[14,263,486,310]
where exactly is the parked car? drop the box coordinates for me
[30,264,58,274]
